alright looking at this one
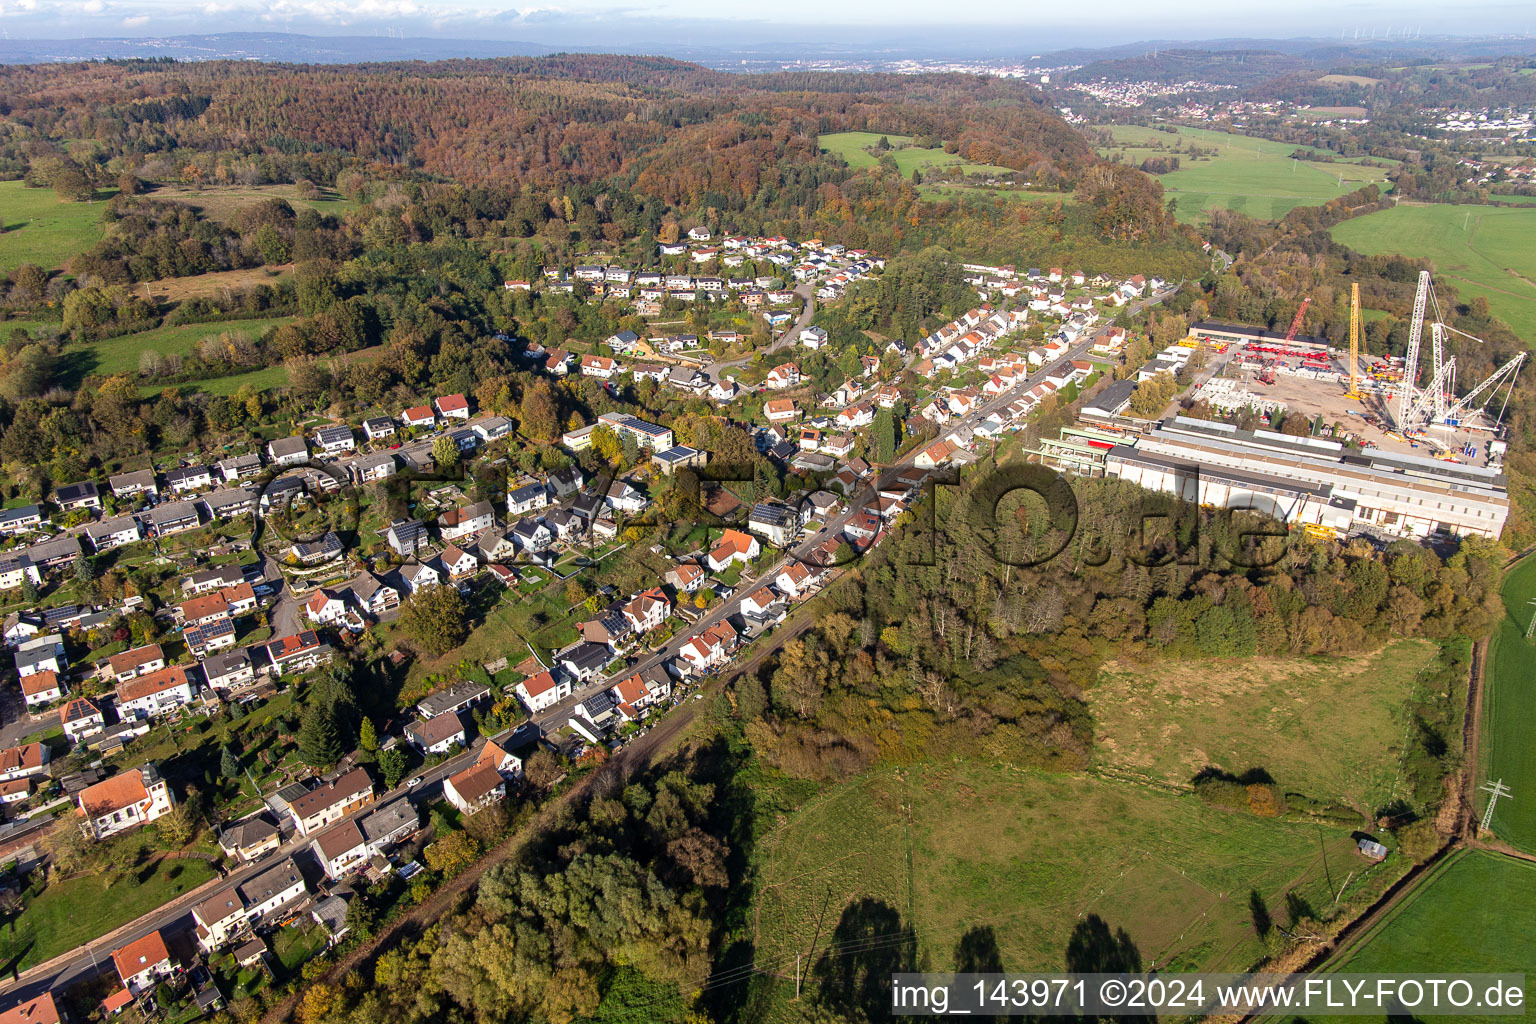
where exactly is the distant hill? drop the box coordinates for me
[0,32,555,65]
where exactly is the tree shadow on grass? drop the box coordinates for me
[811,898,916,1024]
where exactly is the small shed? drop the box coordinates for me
[1357,837,1389,861]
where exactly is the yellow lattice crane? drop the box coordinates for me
[1345,282,1362,399]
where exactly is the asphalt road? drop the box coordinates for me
[0,727,505,1004]
[532,285,1179,728]
[0,284,1177,1006]
[703,282,816,384]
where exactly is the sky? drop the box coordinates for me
[0,0,1531,49]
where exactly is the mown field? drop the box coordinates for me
[1300,851,1535,1024]
[1098,125,1392,225]
[1480,556,1536,853]
[819,131,1016,177]
[66,315,297,378]
[146,182,357,223]
[1331,203,1536,342]
[748,759,1373,1021]
[0,179,114,271]
[1090,641,1437,814]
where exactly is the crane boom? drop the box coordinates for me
[1284,297,1311,343]
[1396,270,1431,428]
[1444,352,1526,423]
[1346,283,1361,398]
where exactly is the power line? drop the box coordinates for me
[1480,778,1513,834]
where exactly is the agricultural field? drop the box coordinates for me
[1330,203,1536,341]
[0,179,114,271]
[748,759,1374,1020]
[1304,851,1535,1024]
[1479,556,1536,853]
[145,182,358,223]
[1097,124,1393,225]
[65,315,297,379]
[819,131,1017,178]
[1090,640,1438,813]
[141,265,294,304]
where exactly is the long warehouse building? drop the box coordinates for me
[1049,416,1509,540]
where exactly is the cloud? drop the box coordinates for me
[122,13,149,25]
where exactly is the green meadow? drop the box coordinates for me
[819,131,1017,177]
[1331,203,1536,342]
[0,179,113,271]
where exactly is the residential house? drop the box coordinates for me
[400,405,435,429]
[286,767,374,836]
[679,620,738,674]
[305,589,351,628]
[116,665,199,720]
[385,518,428,558]
[765,364,801,389]
[312,819,369,880]
[352,452,398,484]
[665,562,706,594]
[165,466,214,494]
[706,529,760,571]
[799,326,829,349]
[78,764,175,840]
[202,648,256,694]
[559,642,611,683]
[399,560,441,595]
[747,502,798,546]
[438,545,479,581]
[405,712,466,755]
[506,482,549,517]
[347,573,400,617]
[202,486,258,520]
[444,762,506,816]
[764,399,798,423]
[515,669,570,713]
[144,500,201,538]
[610,668,671,715]
[112,930,176,996]
[18,669,62,709]
[216,453,262,483]
[264,631,332,676]
[362,417,397,442]
[0,994,64,1024]
[473,416,512,443]
[623,587,671,635]
[268,436,310,466]
[0,506,41,537]
[604,480,647,513]
[417,681,491,718]
[775,561,816,598]
[14,634,65,678]
[652,445,707,475]
[434,394,470,420]
[439,500,495,542]
[580,355,618,378]
[219,814,281,863]
[61,695,105,742]
[194,888,249,952]
[547,466,584,498]
[108,469,158,498]
[0,743,48,783]
[236,855,307,923]
[359,798,420,856]
[109,644,166,683]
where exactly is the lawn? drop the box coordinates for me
[1098,124,1392,225]
[749,759,1372,1016]
[146,182,358,223]
[68,315,296,379]
[819,131,1016,178]
[1331,203,1536,342]
[1479,556,1536,853]
[4,856,217,969]
[1303,851,1535,1023]
[139,363,290,398]
[0,179,115,271]
[1090,641,1437,814]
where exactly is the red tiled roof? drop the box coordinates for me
[108,644,163,677]
[112,930,170,981]
[18,670,59,698]
[116,665,196,705]
[447,762,503,805]
[79,770,150,819]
